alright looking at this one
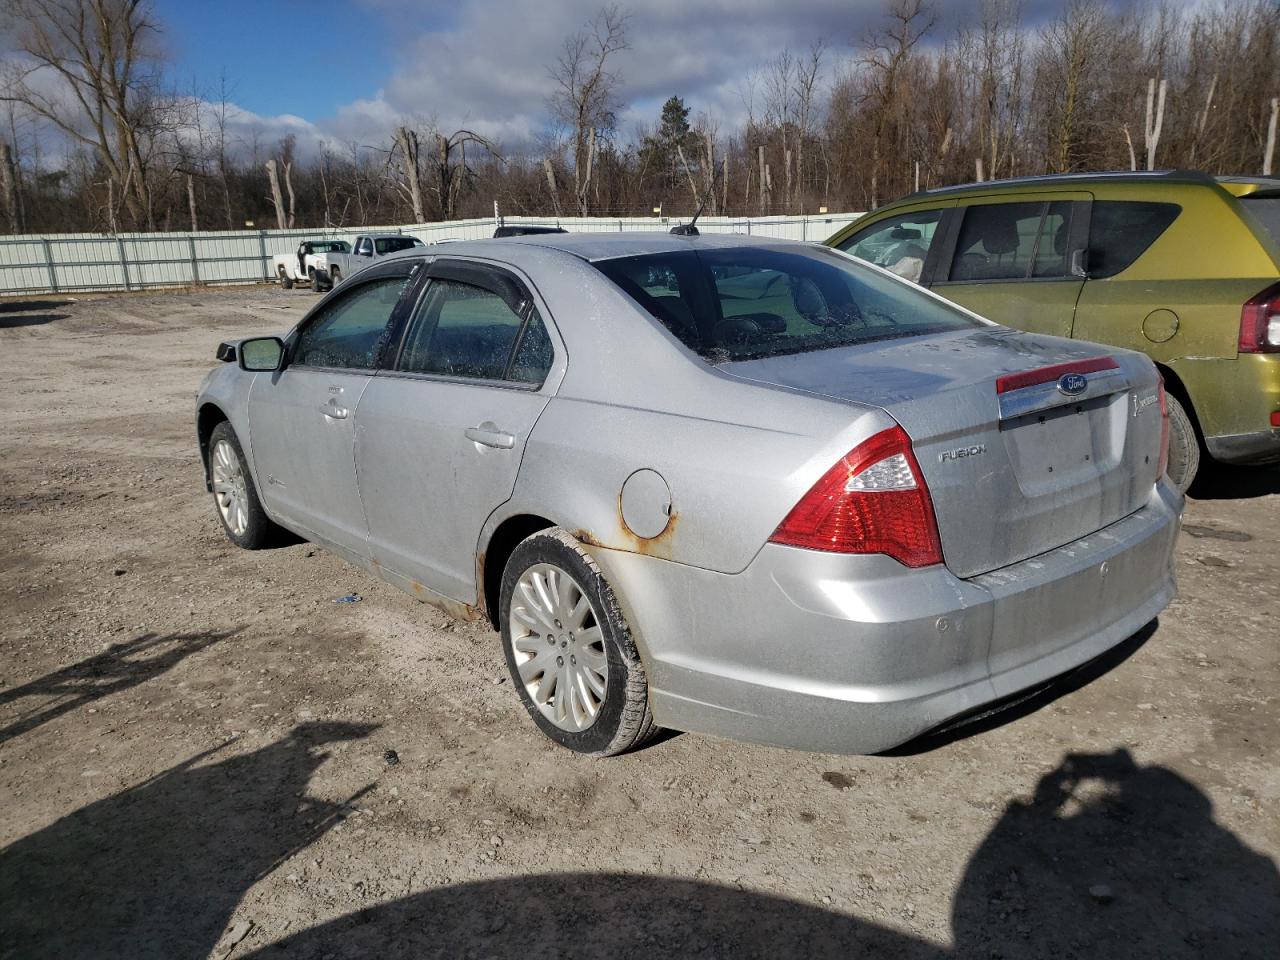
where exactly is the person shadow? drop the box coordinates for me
[949,748,1280,959]
[0,721,377,959]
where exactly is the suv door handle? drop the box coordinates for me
[465,423,515,449]
[320,399,349,419]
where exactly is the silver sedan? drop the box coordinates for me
[196,233,1182,755]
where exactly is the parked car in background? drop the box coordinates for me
[198,233,1179,757]
[827,171,1280,492]
[315,234,426,288]
[494,225,569,238]
[272,240,351,292]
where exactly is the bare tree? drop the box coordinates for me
[428,128,500,220]
[0,0,167,228]
[264,158,286,229]
[549,6,630,216]
[858,0,936,208]
[0,140,20,233]
[393,126,426,222]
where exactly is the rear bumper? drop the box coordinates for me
[1205,429,1280,465]
[592,480,1182,755]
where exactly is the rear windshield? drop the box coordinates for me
[375,237,424,254]
[1240,197,1280,249]
[593,246,982,363]
[309,241,350,253]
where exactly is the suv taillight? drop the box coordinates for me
[769,426,943,567]
[1157,376,1170,479]
[1239,282,1280,353]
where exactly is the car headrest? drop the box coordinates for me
[792,277,829,318]
[980,211,1020,256]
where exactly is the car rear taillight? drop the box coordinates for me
[1157,376,1170,479]
[769,426,943,567]
[1239,282,1280,354]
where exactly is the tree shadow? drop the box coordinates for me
[0,721,378,960]
[0,312,70,329]
[0,629,241,744]
[884,619,1158,756]
[0,299,69,314]
[1188,463,1280,501]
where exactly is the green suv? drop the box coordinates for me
[827,171,1280,492]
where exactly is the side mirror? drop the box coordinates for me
[239,336,285,372]
[1070,248,1090,279]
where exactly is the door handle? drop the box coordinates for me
[465,423,515,449]
[320,400,349,419]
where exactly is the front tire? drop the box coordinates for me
[309,269,322,293]
[500,528,657,756]
[208,421,278,549]
[1165,393,1200,494]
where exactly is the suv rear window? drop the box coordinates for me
[594,246,982,363]
[1088,202,1180,279]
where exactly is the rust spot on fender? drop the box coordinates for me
[572,529,606,548]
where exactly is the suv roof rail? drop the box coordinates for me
[897,169,1216,203]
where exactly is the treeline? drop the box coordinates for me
[1,0,1278,236]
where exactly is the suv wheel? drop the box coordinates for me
[1165,393,1200,494]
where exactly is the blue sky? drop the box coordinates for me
[152,0,401,120]
[6,0,1089,157]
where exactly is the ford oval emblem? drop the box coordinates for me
[1057,372,1088,396]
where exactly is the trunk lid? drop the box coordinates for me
[723,327,1163,578]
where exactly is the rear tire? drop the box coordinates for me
[499,528,658,756]
[1164,393,1199,494]
[329,267,341,288]
[278,269,293,290]
[208,422,279,550]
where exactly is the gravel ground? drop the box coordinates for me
[0,286,1277,959]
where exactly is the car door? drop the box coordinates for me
[248,264,418,556]
[929,194,1091,338]
[355,258,562,603]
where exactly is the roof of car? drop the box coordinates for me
[422,230,790,263]
[894,169,1226,202]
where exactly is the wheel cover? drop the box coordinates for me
[211,439,250,537]
[509,562,609,732]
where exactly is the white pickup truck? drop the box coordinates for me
[315,234,427,288]
[272,240,352,292]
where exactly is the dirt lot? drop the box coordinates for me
[0,286,1277,959]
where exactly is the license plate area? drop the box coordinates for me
[1000,393,1122,495]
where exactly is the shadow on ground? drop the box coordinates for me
[1189,463,1280,500]
[0,311,70,329]
[0,721,378,959]
[0,629,240,744]
[1,643,1276,959]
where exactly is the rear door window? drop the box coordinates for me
[1087,201,1180,278]
[396,277,553,385]
[837,208,944,284]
